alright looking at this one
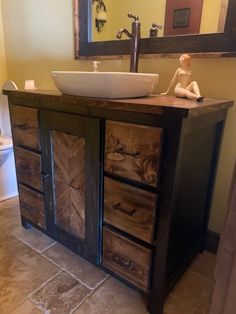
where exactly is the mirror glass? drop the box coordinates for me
[91,0,229,42]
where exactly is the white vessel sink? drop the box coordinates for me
[52,71,159,98]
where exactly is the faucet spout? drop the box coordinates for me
[116,28,133,39]
[116,14,141,73]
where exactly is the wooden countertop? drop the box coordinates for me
[4,89,233,118]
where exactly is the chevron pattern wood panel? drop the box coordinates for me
[53,131,85,239]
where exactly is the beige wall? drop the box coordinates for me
[1,0,236,232]
[92,0,223,41]
[92,0,165,41]
[200,0,222,33]
[0,1,7,86]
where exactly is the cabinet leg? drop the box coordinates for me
[21,217,32,230]
[147,294,164,314]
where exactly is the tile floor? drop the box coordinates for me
[0,197,216,314]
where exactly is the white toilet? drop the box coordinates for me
[0,81,18,201]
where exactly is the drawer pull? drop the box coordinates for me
[112,202,136,216]
[109,253,135,271]
[114,147,140,158]
[21,202,38,213]
[19,164,32,175]
[16,123,30,131]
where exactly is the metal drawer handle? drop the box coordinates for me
[16,123,30,131]
[114,147,140,158]
[109,253,135,271]
[21,202,38,213]
[19,164,32,175]
[112,202,136,216]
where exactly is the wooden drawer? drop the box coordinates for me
[103,227,152,291]
[14,147,43,191]
[104,177,156,243]
[10,105,40,151]
[19,184,45,228]
[105,121,162,187]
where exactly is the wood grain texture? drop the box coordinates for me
[10,105,40,151]
[18,184,45,228]
[105,121,162,187]
[103,227,151,291]
[53,131,85,239]
[104,177,156,243]
[14,146,43,191]
[6,91,233,119]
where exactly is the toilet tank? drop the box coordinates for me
[0,94,12,137]
[0,81,18,137]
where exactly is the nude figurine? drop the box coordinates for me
[161,54,204,102]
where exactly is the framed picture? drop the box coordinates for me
[164,0,203,36]
[173,8,190,28]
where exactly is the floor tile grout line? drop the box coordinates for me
[69,290,94,314]
[10,232,54,254]
[10,270,62,312]
[41,253,93,290]
[11,267,109,314]
[64,268,109,291]
[41,252,110,291]
[40,240,58,253]
[70,276,110,314]
[41,252,67,270]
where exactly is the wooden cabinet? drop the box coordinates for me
[105,121,163,187]
[40,110,101,262]
[103,227,152,291]
[18,184,45,228]
[6,90,233,314]
[104,177,156,244]
[14,147,43,191]
[10,105,41,151]
[10,105,45,230]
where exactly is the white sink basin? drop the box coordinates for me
[52,71,159,99]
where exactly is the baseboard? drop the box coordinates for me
[0,191,18,202]
[205,230,220,254]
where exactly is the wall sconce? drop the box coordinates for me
[93,0,107,32]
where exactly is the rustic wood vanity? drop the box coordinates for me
[4,90,232,314]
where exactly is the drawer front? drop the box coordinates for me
[103,227,151,291]
[105,121,162,187]
[104,177,156,243]
[15,147,43,191]
[19,184,45,228]
[10,105,40,151]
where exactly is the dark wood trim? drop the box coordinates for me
[224,0,236,32]
[75,0,236,58]
[205,230,220,254]
[147,123,183,314]
[40,110,102,263]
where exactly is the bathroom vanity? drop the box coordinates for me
[4,89,233,314]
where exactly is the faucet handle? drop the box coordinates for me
[127,13,139,22]
[92,61,100,72]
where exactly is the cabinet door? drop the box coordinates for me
[40,110,102,263]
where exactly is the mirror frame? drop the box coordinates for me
[74,0,236,58]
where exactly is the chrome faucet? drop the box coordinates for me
[117,14,141,73]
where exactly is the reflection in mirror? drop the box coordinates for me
[76,0,236,58]
[91,0,229,42]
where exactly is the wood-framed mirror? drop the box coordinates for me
[74,0,236,58]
